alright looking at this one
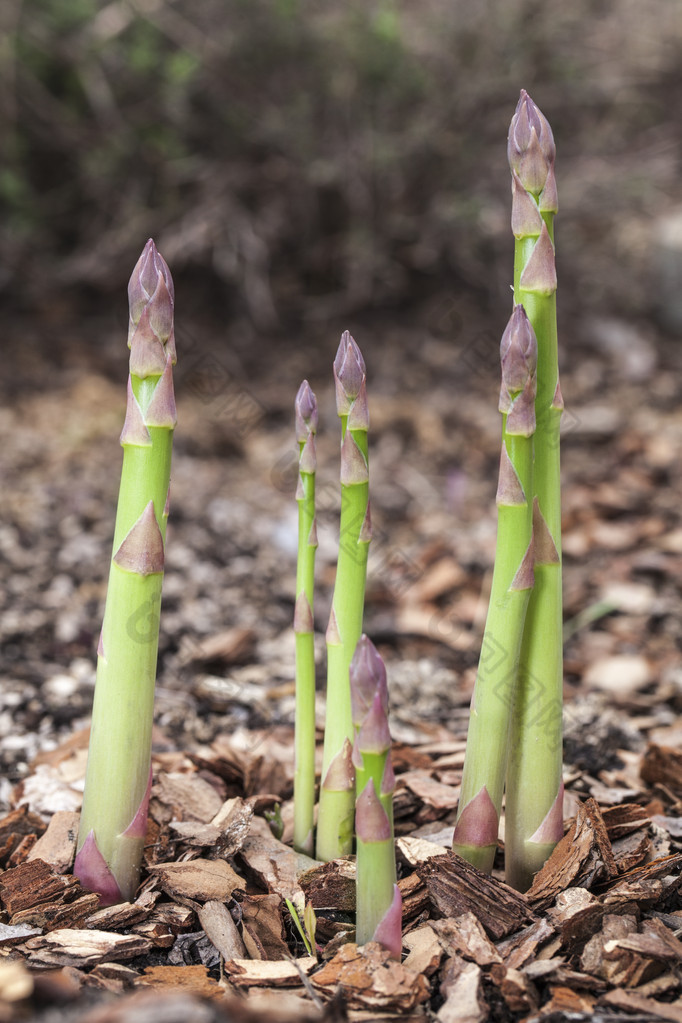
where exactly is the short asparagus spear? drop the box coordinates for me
[75,239,176,905]
[351,635,401,958]
[293,381,319,856]
[505,90,564,891]
[453,304,537,874]
[316,332,371,862]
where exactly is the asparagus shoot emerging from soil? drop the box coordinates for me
[293,380,319,856]
[75,239,177,905]
[453,304,537,874]
[316,332,371,861]
[505,89,564,891]
[351,636,401,958]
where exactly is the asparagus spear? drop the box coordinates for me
[351,635,401,958]
[293,381,319,856]
[453,304,537,874]
[505,90,564,891]
[75,239,176,905]
[316,332,371,862]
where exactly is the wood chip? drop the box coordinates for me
[601,802,651,839]
[223,956,317,988]
[11,892,101,931]
[431,913,502,966]
[85,891,158,932]
[642,744,682,794]
[437,956,486,1023]
[397,835,448,868]
[86,962,139,994]
[238,817,312,908]
[312,942,429,1011]
[496,917,557,969]
[299,858,356,912]
[240,892,289,960]
[26,810,79,873]
[489,963,539,1014]
[601,988,682,1022]
[603,853,682,907]
[417,854,534,940]
[21,927,152,968]
[153,771,225,824]
[147,858,244,902]
[0,857,85,915]
[402,924,443,976]
[198,900,247,960]
[137,964,225,1000]
[527,798,618,909]
[0,806,47,868]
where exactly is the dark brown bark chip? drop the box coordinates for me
[527,798,618,909]
[416,852,534,939]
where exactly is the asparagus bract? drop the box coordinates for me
[453,304,537,873]
[293,381,319,856]
[75,239,176,905]
[351,636,400,957]
[316,332,371,861]
[505,90,564,891]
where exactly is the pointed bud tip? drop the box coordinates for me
[295,380,318,441]
[372,885,403,960]
[453,785,498,850]
[529,782,565,845]
[321,739,355,792]
[355,779,391,842]
[113,501,165,576]
[334,331,366,411]
[350,634,387,725]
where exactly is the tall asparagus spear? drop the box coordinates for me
[75,239,176,905]
[316,332,371,862]
[453,304,537,874]
[505,90,564,891]
[293,381,319,856]
[351,636,401,958]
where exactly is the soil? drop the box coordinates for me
[1,295,682,1022]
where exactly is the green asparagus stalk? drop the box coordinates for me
[505,90,564,891]
[316,332,371,862]
[293,380,319,856]
[453,304,537,874]
[75,239,176,905]
[351,635,401,958]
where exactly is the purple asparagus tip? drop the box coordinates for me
[453,786,499,850]
[500,305,537,396]
[128,239,176,377]
[507,90,555,197]
[295,380,318,442]
[74,831,123,907]
[355,689,391,755]
[334,331,366,415]
[355,779,391,843]
[499,305,537,438]
[350,635,387,726]
[372,884,403,960]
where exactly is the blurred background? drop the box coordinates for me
[2,0,682,385]
[1,0,682,786]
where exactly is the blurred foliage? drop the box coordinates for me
[1,0,681,323]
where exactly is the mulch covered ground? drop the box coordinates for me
[1,301,682,1021]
